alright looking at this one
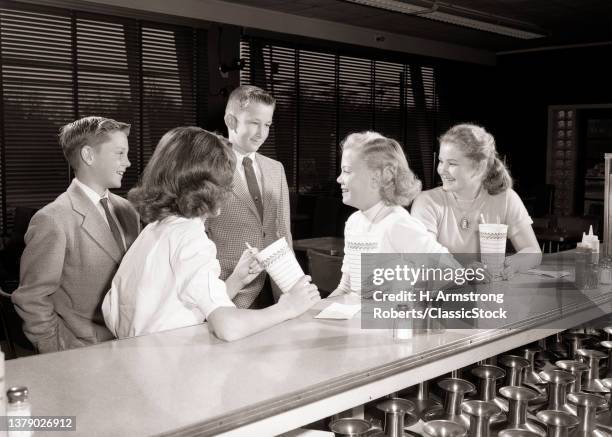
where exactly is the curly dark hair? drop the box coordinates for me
[128,127,235,223]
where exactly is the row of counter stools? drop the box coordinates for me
[328,327,612,436]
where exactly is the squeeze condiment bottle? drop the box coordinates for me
[582,226,600,264]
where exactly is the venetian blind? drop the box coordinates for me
[0,1,204,234]
[0,4,73,232]
[76,12,141,194]
[240,36,447,195]
[141,22,198,166]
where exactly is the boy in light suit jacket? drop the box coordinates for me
[207,85,292,309]
[12,116,140,353]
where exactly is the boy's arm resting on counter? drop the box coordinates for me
[11,211,78,353]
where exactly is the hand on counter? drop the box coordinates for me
[502,250,543,280]
[469,256,531,282]
[277,275,321,318]
[465,261,493,284]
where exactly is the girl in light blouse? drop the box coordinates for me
[330,131,455,296]
[412,123,541,279]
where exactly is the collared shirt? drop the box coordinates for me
[344,201,452,255]
[233,148,263,193]
[362,200,388,224]
[333,201,456,295]
[73,177,126,249]
[102,216,236,338]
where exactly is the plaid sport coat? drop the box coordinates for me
[206,152,292,308]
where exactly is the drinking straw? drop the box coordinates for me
[480,213,486,224]
[245,242,253,251]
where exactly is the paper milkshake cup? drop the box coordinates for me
[255,237,305,293]
[479,223,508,279]
[344,232,379,295]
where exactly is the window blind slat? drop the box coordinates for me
[1,3,205,234]
[141,24,197,165]
[240,36,449,196]
[1,6,73,231]
[299,50,337,194]
[76,14,140,195]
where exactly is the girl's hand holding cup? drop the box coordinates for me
[234,246,264,286]
[277,275,321,318]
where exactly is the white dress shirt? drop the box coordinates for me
[102,215,235,338]
[233,148,263,193]
[73,177,126,248]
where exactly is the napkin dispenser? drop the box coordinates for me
[605,153,611,257]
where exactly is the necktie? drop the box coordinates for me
[243,157,264,220]
[100,198,125,254]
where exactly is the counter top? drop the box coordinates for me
[5,251,611,437]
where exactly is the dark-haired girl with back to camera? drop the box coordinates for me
[411,123,542,280]
[102,127,319,341]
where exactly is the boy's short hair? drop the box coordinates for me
[128,127,236,224]
[59,116,130,170]
[225,85,276,116]
[342,131,422,206]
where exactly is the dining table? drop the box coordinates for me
[292,236,344,256]
[534,226,583,253]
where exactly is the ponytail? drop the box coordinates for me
[482,156,512,195]
[440,123,512,195]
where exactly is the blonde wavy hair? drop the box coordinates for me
[440,123,512,195]
[341,131,422,206]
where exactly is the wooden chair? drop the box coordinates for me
[307,249,343,298]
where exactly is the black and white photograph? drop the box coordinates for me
[0,0,611,435]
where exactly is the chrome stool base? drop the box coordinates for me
[422,420,467,437]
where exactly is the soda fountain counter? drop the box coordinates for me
[5,251,612,437]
